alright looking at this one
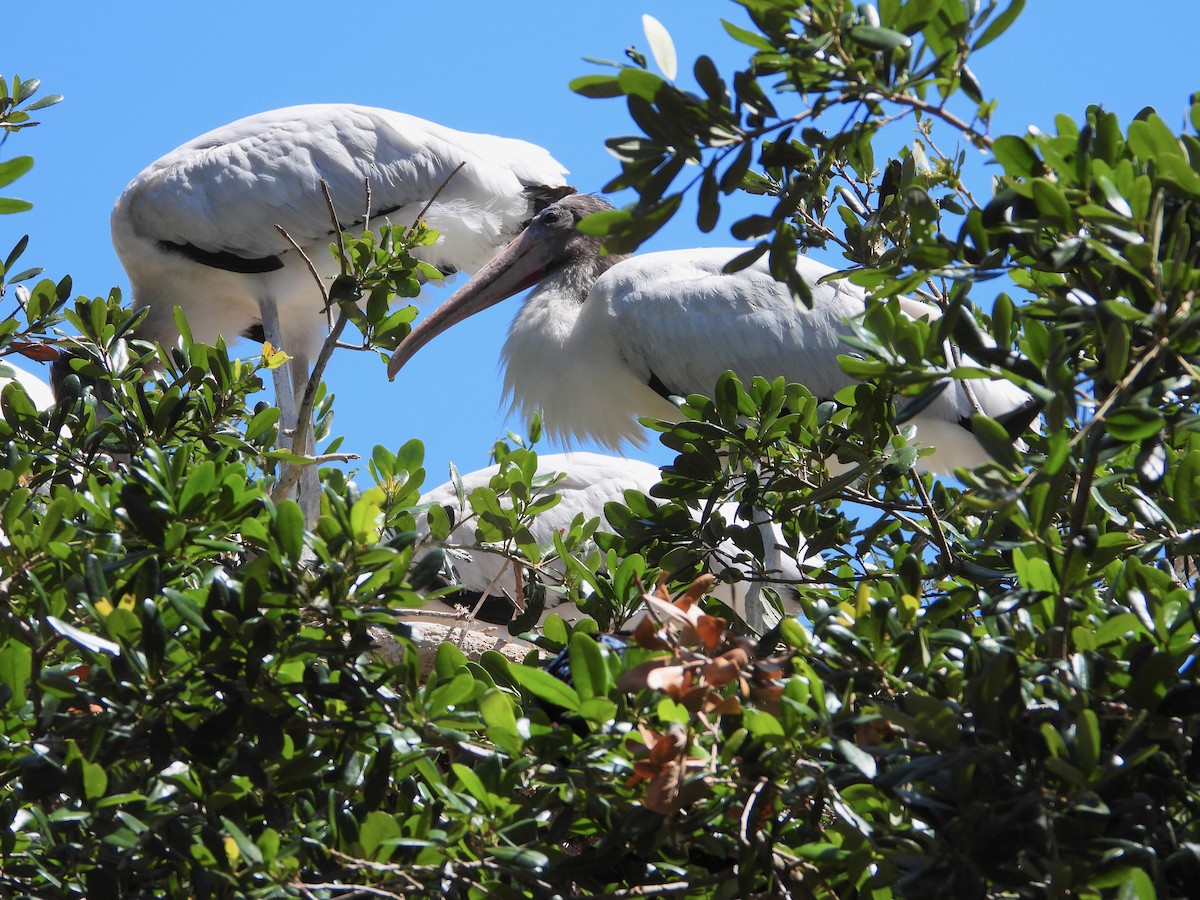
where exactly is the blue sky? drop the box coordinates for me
[6,2,1198,487]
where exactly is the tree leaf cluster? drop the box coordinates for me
[5,3,1200,893]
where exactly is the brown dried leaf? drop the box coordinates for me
[10,340,60,362]
[678,574,717,608]
[677,684,717,714]
[630,612,671,650]
[644,759,683,814]
[617,657,674,693]
[654,571,671,602]
[649,726,688,763]
[695,613,727,652]
[646,664,693,696]
[703,647,749,687]
[643,592,701,633]
[708,694,743,716]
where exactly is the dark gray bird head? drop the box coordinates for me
[387,193,621,379]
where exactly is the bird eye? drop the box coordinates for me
[540,208,561,226]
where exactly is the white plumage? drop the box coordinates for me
[111,104,571,517]
[413,452,818,628]
[389,194,1030,474]
[114,104,570,367]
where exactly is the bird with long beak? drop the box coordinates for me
[387,193,1030,474]
[102,104,572,521]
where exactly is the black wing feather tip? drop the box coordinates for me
[159,240,284,274]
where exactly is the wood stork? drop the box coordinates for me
[413,452,818,630]
[109,104,572,519]
[387,194,1030,474]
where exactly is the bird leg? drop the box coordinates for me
[257,297,318,522]
[288,349,322,525]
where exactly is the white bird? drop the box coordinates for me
[109,104,572,518]
[388,194,1030,474]
[413,452,818,630]
[0,357,55,411]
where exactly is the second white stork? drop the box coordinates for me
[388,194,1029,474]
[109,104,572,517]
[413,452,819,630]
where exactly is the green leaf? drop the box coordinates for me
[991,135,1041,178]
[567,632,611,701]
[1076,709,1100,776]
[1106,407,1165,442]
[617,67,664,102]
[720,18,774,51]
[509,663,581,711]
[743,708,785,737]
[426,671,478,717]
[0,638,32,709]
[0,156,33,190]
[349,488,385,544]
[81,760,108,801]
[848,25,912,51]
[360,811,402,861]
[1031,177,1074,227]
[46,616,121,656]
[569,74,624,99]
[245,406,281,442]
[968,414,1022,469]
[488,845,549,871]
[274,499,305,561]
[837,738,878,778]
[220,816,264,865]
[0,198,33,214]
[973,0,1026,50]
[478,688,522,752]
[541,613,569,647]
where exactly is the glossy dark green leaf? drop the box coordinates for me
[569,74,625,99]
[973,0,1026,50]
[509,663,581,711]
[46,616,120,656]
[566,632,610,701]
[848,25,912,51]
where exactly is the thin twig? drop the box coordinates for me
[411,161,466,233]
[291,883,407,900]
[870,89,993,150]
[911,471,955,565]
[322,180,349,276]
[310,452,357,464]
[740,776,769,848]
[585,877,724,898]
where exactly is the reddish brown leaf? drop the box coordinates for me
[695,613,727,652]
[9,340,61,362]
[654,572,671,602]
[644,759,683,814]
[617,657,674,693]
[629,612,671,650]
[646,664,693,696]
[678,574,717,608]
[703,648,749,687]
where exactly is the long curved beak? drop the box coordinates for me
[387,226,553,379]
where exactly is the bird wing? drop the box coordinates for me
[595,249,869,404]
[596,249,1027,425]
[117,105,568,265]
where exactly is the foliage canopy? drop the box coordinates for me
[2,2,1199,897]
